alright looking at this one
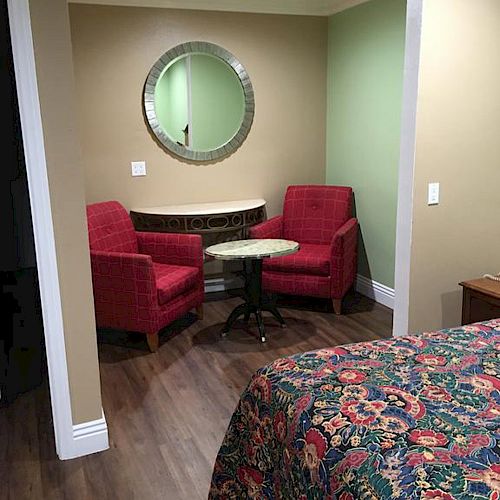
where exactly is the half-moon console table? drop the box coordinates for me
[130,199,266,246]
[130,199,267,292]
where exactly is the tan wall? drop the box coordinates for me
[408,0,500,332]
[29,0,103,424]
[68,5,327,217]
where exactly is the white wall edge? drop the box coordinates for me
[356,275,395,310]
[393,0,423,336]
[7,0,74,460]
[7,0,108,460]
[69,411,109,459]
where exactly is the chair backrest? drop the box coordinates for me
[86,200,138,253]
[282,185,352,245]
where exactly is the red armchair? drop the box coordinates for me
[249,185,358,314]
[86,201,204,352]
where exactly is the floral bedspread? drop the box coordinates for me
[209,319,500,499]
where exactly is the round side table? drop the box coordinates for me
[205,239,299,342]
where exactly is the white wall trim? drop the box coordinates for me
[356,275,395,310]
[7,0,108,460]
[70,412,109,459]
[186,54,193,148]
[207,274,395,310]
[204,276,243,294]
[205,277,226,294]
[393,0,423,337]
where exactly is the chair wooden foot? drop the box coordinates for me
[332,299,342,315]
[146,332,159,352]
[196,304,204,320]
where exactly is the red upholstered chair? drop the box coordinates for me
[86,201,204,352]
[249,185,358,314]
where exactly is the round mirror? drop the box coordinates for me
[144,42,255,162]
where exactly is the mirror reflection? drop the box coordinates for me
[144,41,254,162]
[155,54,245,151]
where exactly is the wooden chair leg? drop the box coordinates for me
[196,304,204,320]
[332,298,342,315]
[146,332,159,352]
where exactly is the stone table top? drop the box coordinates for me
[205,239,299,260]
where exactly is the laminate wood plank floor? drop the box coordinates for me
[0,291,392,500]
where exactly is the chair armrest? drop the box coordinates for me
[136,231,203,269]
[248,215,283,239]
[90,250,157,305]
[330,218,358,299]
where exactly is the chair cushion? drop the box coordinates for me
[153,263,200,305]
[263,243,330,276]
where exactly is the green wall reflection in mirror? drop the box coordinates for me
[155,54,245,151]
[144,42,255,162]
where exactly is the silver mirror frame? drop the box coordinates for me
[144,41,255,162]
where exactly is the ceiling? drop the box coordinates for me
[67,0,371,16]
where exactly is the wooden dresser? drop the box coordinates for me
[459,277,500,325]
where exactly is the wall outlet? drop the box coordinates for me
[131,161,147,176]
[428,182,440,205]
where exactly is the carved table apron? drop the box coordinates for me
[130,199,267,289]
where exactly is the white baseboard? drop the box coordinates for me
[204,276,242,294]
[65,411,109,460]
[356,274,395,309]
[206,274,395,310]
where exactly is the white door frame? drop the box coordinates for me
[7,0,108,459]
[393,0,423,337]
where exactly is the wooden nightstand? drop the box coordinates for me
[459,277,500,325]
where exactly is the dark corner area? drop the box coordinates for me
[0,0,45,408]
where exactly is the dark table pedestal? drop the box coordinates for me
[221,259,285,342]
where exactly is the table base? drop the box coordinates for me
[221,259,286,342]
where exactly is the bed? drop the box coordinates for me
[209,319,500,499]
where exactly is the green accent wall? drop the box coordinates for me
[190,54,244,151]
[155,57,188,146]
[326,0,406,289]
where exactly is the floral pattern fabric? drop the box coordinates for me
[209,320,500,499]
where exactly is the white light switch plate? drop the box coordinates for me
[428,182,439,205]
[131,161,147,176]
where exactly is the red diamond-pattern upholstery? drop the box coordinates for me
[249,185,358,308]
[86,200,204,338]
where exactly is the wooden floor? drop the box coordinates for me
[0,291,392,500]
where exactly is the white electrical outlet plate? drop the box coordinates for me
[428,182,440,205]
[131,161,147,177]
